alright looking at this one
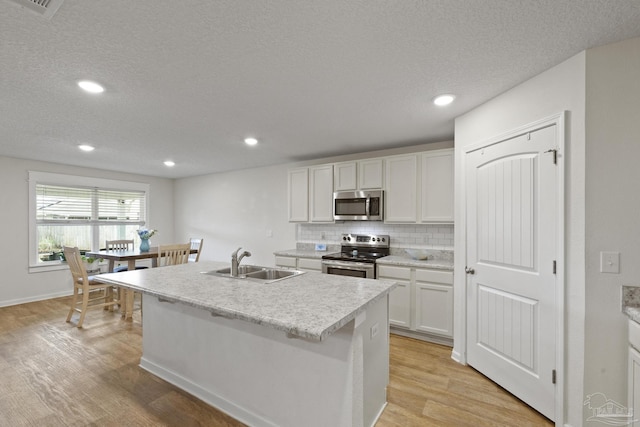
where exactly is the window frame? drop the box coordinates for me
[28,171,150,273]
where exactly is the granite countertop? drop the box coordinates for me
[377,255,454,271]
[95,261,397,342]
[623,285,640,324]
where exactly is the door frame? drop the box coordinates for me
[453,112,565,425]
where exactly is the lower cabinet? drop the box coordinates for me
[378,264,453,345]
[275,255,322,272]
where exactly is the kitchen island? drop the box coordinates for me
[95,261,397,427]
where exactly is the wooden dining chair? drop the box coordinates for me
[64,246,120,328]
[158,243,192,267]
[106,239,149,272]
[189,238,204,262]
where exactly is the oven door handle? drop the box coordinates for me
[322,260,373,270]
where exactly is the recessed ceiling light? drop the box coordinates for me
[77,80,105,94]
[244,137,258,146]
[164,161,175,167]
[433,94,455,106]
[78,144,95,152]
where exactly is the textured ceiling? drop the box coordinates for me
[2,0,640,178]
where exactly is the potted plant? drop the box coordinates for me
[80,253,103,272]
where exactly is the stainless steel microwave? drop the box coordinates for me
[333,190,383,221]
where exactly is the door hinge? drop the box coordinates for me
[544,149,558,165]
[552,369,556,384]
[552,260,556,274]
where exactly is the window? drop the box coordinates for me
[29,172,149,270]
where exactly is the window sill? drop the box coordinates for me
[29,262,69,274]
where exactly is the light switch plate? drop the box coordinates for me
[600,251,620,274]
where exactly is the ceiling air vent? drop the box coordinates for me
[6,0,65,20]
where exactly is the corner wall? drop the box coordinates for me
[454,52,586,426]
[583,36,640,411]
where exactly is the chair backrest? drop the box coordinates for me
[106,239,134,251]
[158,243,191,267]
[63,246,90,288]
[189,238,204,262]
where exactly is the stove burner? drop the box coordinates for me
[321,233,390,263]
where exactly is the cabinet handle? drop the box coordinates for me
[465,266,475,275]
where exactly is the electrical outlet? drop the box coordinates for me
[370,323,379,339]
[600,251,620,274]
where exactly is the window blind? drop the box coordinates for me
[36,184,146,225]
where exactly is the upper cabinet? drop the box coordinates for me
[334,162,357,191]
[288,165,334,223]
[309,165,334,222]
[289,148,453,224]
[359,158,384,189]
[334,159,384,191]
[385,154,418,222]
[384,148,454,224]
[420,149,454,223]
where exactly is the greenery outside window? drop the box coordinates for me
[29,171,149,271]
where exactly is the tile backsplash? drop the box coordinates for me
[297,222,454,249]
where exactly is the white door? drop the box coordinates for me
[465,125,559,420]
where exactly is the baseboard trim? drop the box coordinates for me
[0,290,72,308]
[390,328,453,347]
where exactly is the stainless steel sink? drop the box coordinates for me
[211,265,265,276]
[245,268,299,280]
[202,265,305,283]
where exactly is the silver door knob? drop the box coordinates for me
[465,267,475,275]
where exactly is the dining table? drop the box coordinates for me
[85,246,197,320]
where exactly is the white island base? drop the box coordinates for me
[139,295,390,427]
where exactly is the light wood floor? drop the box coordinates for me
[0,296,552,426]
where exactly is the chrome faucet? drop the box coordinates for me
[231,247,252,277]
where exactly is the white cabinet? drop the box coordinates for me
[288,165,334,223]
[384,155,418,222]
[275,255,322,272]
[334,159,384,191]
[384,149,454,224]
[629,320,640,427]
[290,148,452,224]
[359,158,384,189]
[378,265,411,328]
[378,263,453,344]
[309,165,334,222]
[334,162,358,191]
[288,168,308,222]
[414,269,454,337]
[420,149,454,223]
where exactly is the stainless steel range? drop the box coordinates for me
[321,233,390,279]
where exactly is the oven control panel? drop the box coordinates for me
[341,233,389,248]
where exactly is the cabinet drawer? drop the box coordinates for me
[298,257,321,271]
[378,265,411,280]
[275,256,297,268]
[415,268,453,285]
[630,319,640,351]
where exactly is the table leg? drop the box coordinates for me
[119,260,138,321]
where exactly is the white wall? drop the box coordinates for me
[173,164,297,267]
[583,37,640,411]
[0,156,175,306]
[454,52,586,426]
